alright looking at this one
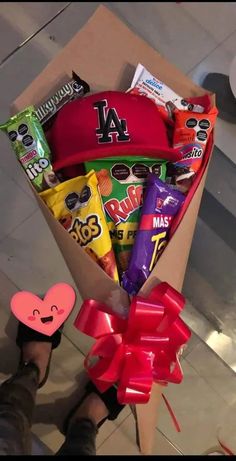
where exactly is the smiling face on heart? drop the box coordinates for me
[11,283,76,336]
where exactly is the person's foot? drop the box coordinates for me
[21,341,52,384]
[63,382,125,436]
[68,392,109,429]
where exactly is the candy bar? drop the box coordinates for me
[0,105,59,192]
[128,63,204,121]
[36,71,90,129]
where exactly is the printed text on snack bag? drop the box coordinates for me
[25,157,49,180]
[139,214,173,230]
[104,185,143,224]
[69,214,102,246]
[149,232,167,272]
[36,82,78,121]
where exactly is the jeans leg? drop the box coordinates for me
[0,363,39,455]
[56,418,97,456]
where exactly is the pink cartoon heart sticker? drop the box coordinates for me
[11,283,76,336]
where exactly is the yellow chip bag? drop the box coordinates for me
[40,170,119,282]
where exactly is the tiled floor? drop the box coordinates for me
[0,1,236,455]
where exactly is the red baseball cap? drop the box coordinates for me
[51,91,181,176]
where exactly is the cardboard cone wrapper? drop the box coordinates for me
[12,5,216,454]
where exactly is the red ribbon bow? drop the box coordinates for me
[74,282,191,405]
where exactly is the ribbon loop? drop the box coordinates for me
[74,281,191,405]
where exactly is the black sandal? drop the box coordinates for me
[16,321,62,388]
[63,381,125,435]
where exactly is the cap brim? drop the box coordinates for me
[53,144,181,172]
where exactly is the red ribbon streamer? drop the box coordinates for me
[219,441,234,456]
[162,393,181,433]
[74,282,191,405]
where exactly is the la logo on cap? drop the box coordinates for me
[94,99,130,144]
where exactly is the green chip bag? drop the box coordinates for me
[85,156,166,277]
[0,105,59,192]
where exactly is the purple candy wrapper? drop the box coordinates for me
[122,174,185,295]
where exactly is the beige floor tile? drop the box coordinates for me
[0,2,68,63]
[107,2,217,73]
[33,424,64,454]
[31,432,53,455]
[183,219,236,340]
[186,341,236,406]
[0,210,76,295]
[0,308,20,381]
[96,405,131,449]
[215,117,236,166]
[182,332,201,358]
[45,2,100,50]
[182,2,236,42]
[0,169,36,241]
[98,413,182,455]
[157,359,227,455]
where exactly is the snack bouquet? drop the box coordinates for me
[1,63,218,406]
[1,64,218,295]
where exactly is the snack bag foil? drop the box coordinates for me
[123,175,185,295]
[36,71,90,130]
[128,63,204,122]
[0,106,59,192]
[85,157,167,276]
[40,170,119,282]
[168,106,218,193]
